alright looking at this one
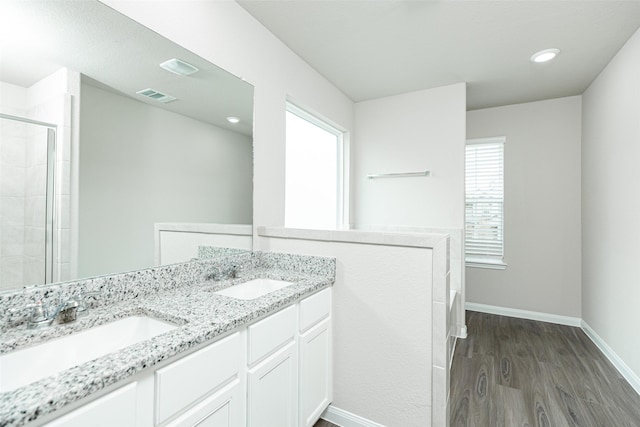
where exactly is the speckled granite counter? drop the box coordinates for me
[0,251,335,427]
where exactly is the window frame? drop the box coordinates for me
[284,101,347,229]
[465,136,508,270]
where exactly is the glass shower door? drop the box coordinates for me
[0,114,55,290]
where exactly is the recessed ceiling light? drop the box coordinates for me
[226,117,240,124]
[530,48,560,63]
[159,58,199,76]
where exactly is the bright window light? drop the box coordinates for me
[285,104,344,229]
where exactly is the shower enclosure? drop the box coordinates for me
[0,113,56,290]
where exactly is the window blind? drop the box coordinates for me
[465,139,504,260]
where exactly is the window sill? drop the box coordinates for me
[466,258,508,270]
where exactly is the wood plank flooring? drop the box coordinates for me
[451,311,640,426]
[313,419,339,427]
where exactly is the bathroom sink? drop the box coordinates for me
[214,278,294,300]
[0,315,178,392]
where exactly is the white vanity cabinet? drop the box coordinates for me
[38,287,332,427]
[298,288,332,427]
[247,305,298,427]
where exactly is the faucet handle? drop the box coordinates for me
[205,267,222,281]
[229,264,240,279]
[56,299,80,324]
[72,291,101,317]
[78,291,101,299]
[205,265,240,281]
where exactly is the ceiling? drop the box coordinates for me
[237,0,640,110]
[0,1,253,136]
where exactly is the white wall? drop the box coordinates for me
[0,81,27,115]
[466,96,582,318]
[582,28,640,380]
[256,230,437,427]
[79,83,252,277]
[154,223,252,265]
[353,83,466,229]
[102,0,355,235]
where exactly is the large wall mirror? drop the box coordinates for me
[0,1,254,292]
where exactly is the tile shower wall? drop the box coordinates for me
[23,124,48,285]
[0,99,49,289]
[0,68,75,290]
[0,113,28,289]
[27,68,75,284]
[29,95,72,283]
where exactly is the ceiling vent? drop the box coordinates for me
[136,88,176,103]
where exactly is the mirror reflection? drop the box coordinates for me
[0,1,254,292]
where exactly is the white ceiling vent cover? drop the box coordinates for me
[136,88,176,103]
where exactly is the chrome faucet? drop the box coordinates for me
[227,265,239,279]
[205,267,223,281]
[205,265,239,281]
[10,292,101,329]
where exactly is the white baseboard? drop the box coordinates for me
[450,336,458,366]
[581,320,640,396]
[465,302,582,327]
[321,405,386,427]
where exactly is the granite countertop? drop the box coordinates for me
[0,267,333,427]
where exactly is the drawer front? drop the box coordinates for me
[248,305,296,365]
[45,382,137,427]
[155,332,241,425]
[299,288,331,332]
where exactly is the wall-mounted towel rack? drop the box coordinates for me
[367,170,431,179]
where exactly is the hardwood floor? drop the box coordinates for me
[313,419,339,427]
[450,311,640,426]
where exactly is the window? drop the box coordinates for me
[465,137,506,269]
[285,103,345,229]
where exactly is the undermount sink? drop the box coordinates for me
[214,278,294,300]
[0,315,178,392]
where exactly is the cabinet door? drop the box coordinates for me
[165,379,243,427]
[247,341,297,427]
[299,318,332,427]
[44,382,137,427]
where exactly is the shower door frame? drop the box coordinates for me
[0,113,57,285]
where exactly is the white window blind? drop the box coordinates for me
[465,138,504,263]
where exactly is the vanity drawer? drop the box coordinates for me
[45,382,137,427]
[248,305,296,365]
[299,288,331,332]
[155,332,241,425]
